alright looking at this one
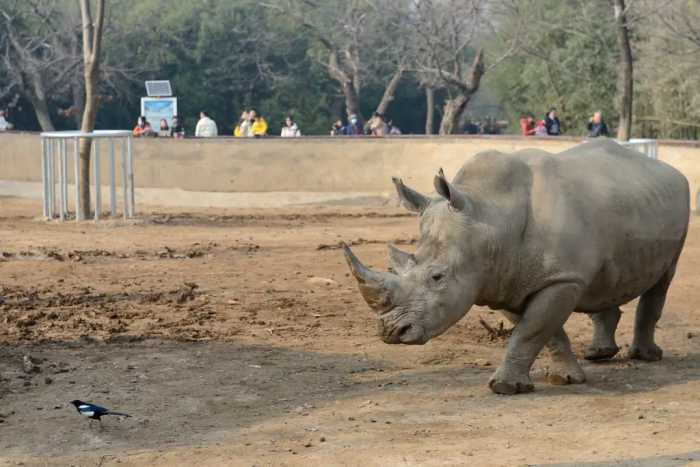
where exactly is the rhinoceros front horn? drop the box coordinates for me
[342,243,399,313]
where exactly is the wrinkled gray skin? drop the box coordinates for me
[344,139,689,394]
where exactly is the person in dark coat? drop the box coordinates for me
[545,108,561,136]
[587,111,609,137]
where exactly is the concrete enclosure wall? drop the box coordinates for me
[1,132,700,209]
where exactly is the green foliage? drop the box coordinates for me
[489,0,618,135]
[3,0,699,138]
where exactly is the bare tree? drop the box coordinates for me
[0,1,83,130]
[613,0,633,141]
[265,0,410,122]
[410,0,516,134]
[77,0,105,218]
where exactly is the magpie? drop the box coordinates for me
[70,400,131,422]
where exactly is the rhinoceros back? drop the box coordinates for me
[462,139,689,312]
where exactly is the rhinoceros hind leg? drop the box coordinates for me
[545,327,586,385]
[584,307,622,361]
[629,264,676,362]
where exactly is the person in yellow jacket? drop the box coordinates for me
[250,109,268,137]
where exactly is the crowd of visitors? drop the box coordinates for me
[328,112,401,136]
[516,107,612,138]
[234,110,268,137]
[519,108,562,136]
[0,103,616,139]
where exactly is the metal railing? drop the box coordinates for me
[618,138,658,159]
[40,130,135,222]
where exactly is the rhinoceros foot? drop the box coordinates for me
[488,369,534,395]
[629,343,663,361]
[545,363,586,385]
[584,345,620,361]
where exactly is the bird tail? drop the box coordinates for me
[105,411,131,418]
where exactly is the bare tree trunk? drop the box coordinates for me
[26,70,56,131]
[71,80,85,129]
[28,96,55,131]
[425,87,435,135]
[375,67,404,115]
[341,79,362,121]
[439,94,468,135]
[328,51,363,122]
[613,0,633,141]
[438,51,485,135]
[77,0,105,219]
[79,67,98,218]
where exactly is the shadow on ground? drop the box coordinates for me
[538,450,700,467]
[1,340,699,460]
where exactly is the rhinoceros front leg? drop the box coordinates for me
[500,311,586,386]
[584,307,622,361]
[489,283,581,395]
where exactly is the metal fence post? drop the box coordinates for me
[61,139,68,218]
[94,138,101,221]
[41,137,49,219]
[109,138,117,216]
[74,137,82,222]
[58,138,65,221]
[127,136,135,218]
[121,137,128,221]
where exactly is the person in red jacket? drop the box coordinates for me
[519,114,536,136]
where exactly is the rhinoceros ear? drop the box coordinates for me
[388,244,416,274]
[392,177,429,214]
[434,168,471,212]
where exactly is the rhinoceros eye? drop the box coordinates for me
[431,272,445,282]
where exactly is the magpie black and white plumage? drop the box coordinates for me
[70,400,131,421]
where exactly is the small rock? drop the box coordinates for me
[638,414,645,419]
[320,436,326,442]
[306,277,338,287]
[44,377,53,385]
[688,332,694,339]
[22,355,40,374]
[304,441,312,448]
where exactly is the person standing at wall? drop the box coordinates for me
[281,116,301,137]
[545,108,562,135]
[344,114,363,135]
[587,111,609,137]
[171,115,185,138]
[0,110,12,131]
[132,116,153,137]
[251,110,268,137]
[519,114,536,136]
[158,118,170,137]
[234,111,250,137]
[367,112,389,136]
[330,119,345,136]
[195,111,218,138]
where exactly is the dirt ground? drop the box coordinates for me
[1,196,700,467]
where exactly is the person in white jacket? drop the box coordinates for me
[195,111,218,138]
[0,110,11,131]
[280,116,301,137]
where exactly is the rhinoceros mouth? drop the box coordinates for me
[382,322,427,345]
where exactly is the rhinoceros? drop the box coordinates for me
[343,139,689,394]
